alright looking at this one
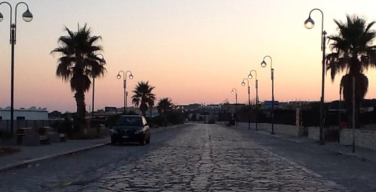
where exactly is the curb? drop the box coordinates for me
[0,142,109,173]
[335,151,368,161]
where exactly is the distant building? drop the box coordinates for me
[198,104,221,115]
[263,101,279,109]
[221,103,246,114]
[89,106,160,119]
[0,107,48,120]
[177,103,202,111]
[104,107,118,113]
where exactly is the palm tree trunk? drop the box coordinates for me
[163,112,166,127]
[75,91,87,131]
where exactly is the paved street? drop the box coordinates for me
[0,123,371,191]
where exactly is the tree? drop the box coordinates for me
[158,98,173,127]
[131,81,156,116]
[48,110,62,119]
[326,15,376,127]
[51,24,106,130]
[157,98,173,114]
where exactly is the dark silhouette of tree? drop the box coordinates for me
[326,15,376,126]
[157,98,173,114]
[158,98,173,127]
[131,81,156,116]
[51,24,106,131]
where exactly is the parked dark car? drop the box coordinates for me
[110,115,151,145]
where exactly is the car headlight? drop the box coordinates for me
[134,129,144,134]
[110,129,118,134]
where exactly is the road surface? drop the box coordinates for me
[1,123,374,191]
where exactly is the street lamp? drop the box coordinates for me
[248,70,259,131]
[0,2,33,135]
[304,8,326,145]
[231,88,238,126]
[241,78,251,130]
[92,54,105,120]
[261,55,275,135]
[338,83,342,143]
[117,70,133,112]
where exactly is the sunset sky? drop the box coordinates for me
[0,0,376,112]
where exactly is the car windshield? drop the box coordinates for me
[116,116,142,126]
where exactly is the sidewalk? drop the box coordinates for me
[234,123,376,163]
[0,137,110,172]
[0,124,186,173]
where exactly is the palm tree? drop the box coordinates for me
[51,24,106,130]
[157,98,173,127]
[131,81,156,116]
[148,100,155,118]
[158,98,173,114]
[326,15,376,127]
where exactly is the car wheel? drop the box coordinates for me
[146,136,150,144]
[139,137,146,146]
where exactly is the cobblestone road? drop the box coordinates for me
[45,124,346,192]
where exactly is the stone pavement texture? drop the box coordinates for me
[1,123,375,191]
[52,124,345,192]
[236,122,376,192]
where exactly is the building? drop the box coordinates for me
[0,107,48,120]
[221,103,246,114]
[89,106,160,119]
[177,103,202,111]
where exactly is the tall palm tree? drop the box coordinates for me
[131,81,156,116]
[158,98,173,127]
[326,15,376,126]
[51,24,106,130]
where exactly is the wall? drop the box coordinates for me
[0,120,58,134]
[308,127,320,141]
[340,129,376,151]
[274,124,304,137]
[308,127,341,141]
[0,110,48,120]
[239,122,304,137]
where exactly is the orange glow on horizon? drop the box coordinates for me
[0,0,375,112]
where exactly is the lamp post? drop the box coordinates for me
[248,70,259,131]
[0,2,33,135]
[304,8,326,145]
[352,76,356,153]
[338,83,342,143]
[92,54,105,120]
[261,55,275,135]
[117,70,133,113]
[231,88,238,126]
[241,78,251,130]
